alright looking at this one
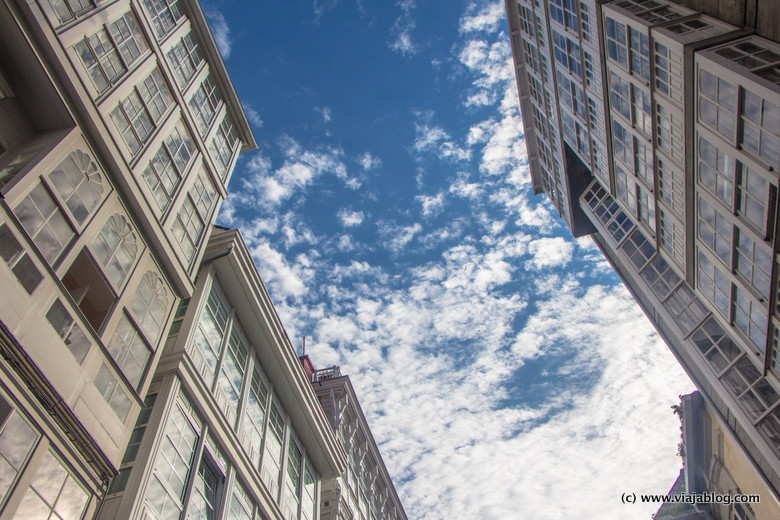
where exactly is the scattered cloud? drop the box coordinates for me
[459,1,505,34]
[248,241,313,299]
[315,106,332,123]
[313,0,339,21]
[390,0,418,56]
[416,192,445,217]
[241,136,347,207]
[472,114,527,179]
[336,234,358,252]
[357,152,382,170]
[280,212,318,249]
[241,102,263,128]
[458,40,513,107]
[528,237,575,270]
[203,6,232,58]
[338,209,365,227]
[413,117,471,162]
[379,221,423,253]
[313,0,366,21]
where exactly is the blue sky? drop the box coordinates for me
[208,1,696,518]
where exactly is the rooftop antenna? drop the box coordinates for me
[302,337,306,357]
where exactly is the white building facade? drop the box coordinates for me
[97,228,345,520]
[506,1,780,518]
[0,0,255,517]
[300,362,406,520]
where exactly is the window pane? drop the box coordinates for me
[107,314,151,388]
[92,214,138,287]
[49,150,104,225]
[15,449,90,520]
[129,271,169,343]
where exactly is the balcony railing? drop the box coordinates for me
[312,366,341,382]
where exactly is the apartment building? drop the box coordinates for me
[300,359,407,520]
[0,0,256,517]
[505,1,780,518]
[96,227,345,520]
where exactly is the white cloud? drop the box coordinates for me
[240,136,347,207]
[414,121,471,162]
[241,102,263,128]
[312,0,337,20]
[204,7,232,59]
[338,209,365,227]
[390,0,418,56]
[279,213,318,249]
[315,106,332,123]
[475,113,526,178]
[458,39,514,108]
[449,173,484,199]
[357,152,382,170]
[528,237,575,270]
[416,192,445,217]
[459,1,505,34]
[313,0,367,21]
[336,234,357,252]
[456,36,528,183]
[248,241,313,299]
[379,222,423,253]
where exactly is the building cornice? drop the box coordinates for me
[183,0,257,153]
[204,227,346,478]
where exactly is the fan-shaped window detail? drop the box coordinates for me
[93,214,138,287]
[49,150,104,225]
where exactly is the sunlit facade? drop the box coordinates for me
[0,0,256,516]
[506,1,780,518]
[97,228,345,520]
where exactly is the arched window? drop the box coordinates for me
[92,214,137,287]
[129,271,169,343]
[49,150,104,225]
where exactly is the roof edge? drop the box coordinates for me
[185,0,257,153]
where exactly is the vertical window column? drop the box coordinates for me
[142,122,195,211]
[143,396,199,518]
[172,171,216,261]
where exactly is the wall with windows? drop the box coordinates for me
[0,127,177,470]
[580,179,780,505]
[600,2,742,280]
[507,0,565,214]
[692,40,780,381]
[602,4,688,270]
[0,386,104,519]
[0,0,256,516]
[313,374,407,520]
[42,0,254,289]
[95,228,344,520]
[506,0,609,231]
[98,374,319,520]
